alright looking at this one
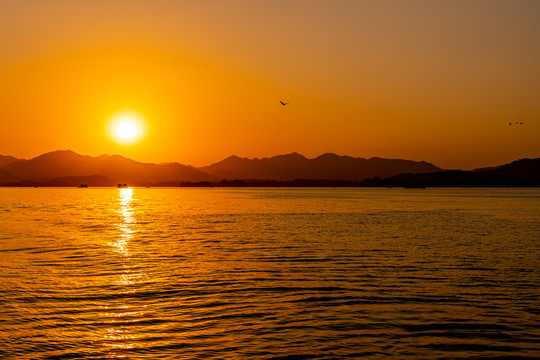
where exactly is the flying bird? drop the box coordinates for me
[280,101,289,106]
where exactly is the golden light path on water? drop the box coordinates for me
[102,188,143,356]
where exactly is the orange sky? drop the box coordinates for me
[0,0,539,169]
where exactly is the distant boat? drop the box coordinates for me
[78,184,88,188]
[117,184,128,188]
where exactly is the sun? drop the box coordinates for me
[108,111,146,144]
[116,119,138,140]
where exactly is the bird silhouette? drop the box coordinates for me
[280,101,289,106]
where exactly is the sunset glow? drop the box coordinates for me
[0,1,539,168]
[0,2,538,359]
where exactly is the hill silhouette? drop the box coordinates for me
[199,152,441,180]
[0,167,20,183]
[479,158,540,178]
[0,155,19,167]
[0,150,537,187]
[1,150,215,186]
[360,158,540,187]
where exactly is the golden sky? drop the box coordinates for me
[0,0,539,169]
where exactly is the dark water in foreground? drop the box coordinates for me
[0,188,539,359]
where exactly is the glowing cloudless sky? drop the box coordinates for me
[0,0,539,169]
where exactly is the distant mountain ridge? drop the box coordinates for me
[0,150,215,186]
[0,150,537,187]
[199,152,441,180]
[362,158,540,188]
[0,155,19,167]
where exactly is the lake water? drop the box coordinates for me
[0,187,538,359]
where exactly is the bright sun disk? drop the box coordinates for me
[108,112,146,144]
[116,120,138,140]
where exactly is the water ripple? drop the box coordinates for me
[0,188,538,359]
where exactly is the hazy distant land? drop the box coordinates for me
[0,150,538,187]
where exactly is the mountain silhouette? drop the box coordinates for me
[0,168,20,183]
[362,158,540,187]
[0,150,537,187]
[0,155,19,167]
[1,150,216,185]
[476,158,540,178]
[199,152,441,180]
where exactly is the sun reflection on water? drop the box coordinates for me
[101,188,144,357]
[113,189,135,257]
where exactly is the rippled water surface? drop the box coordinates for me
[0,187,539,359]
